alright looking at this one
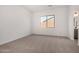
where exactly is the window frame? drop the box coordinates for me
[40,15,55,28]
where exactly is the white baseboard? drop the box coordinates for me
[33,34,69,39]
[0,34,31,45]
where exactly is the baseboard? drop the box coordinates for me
[68,37,74,40]
[32,34,69,39]
[0,34,32,46]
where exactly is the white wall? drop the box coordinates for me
[68,6,74,40]
[0,6,32,45]
[68,6,79,41]
[32,6,69,37]
[68,6,79,46]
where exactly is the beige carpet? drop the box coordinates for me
[0,34,79,53]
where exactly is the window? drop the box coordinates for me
[41,15,55,28]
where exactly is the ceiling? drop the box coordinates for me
[23,5,68,12]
